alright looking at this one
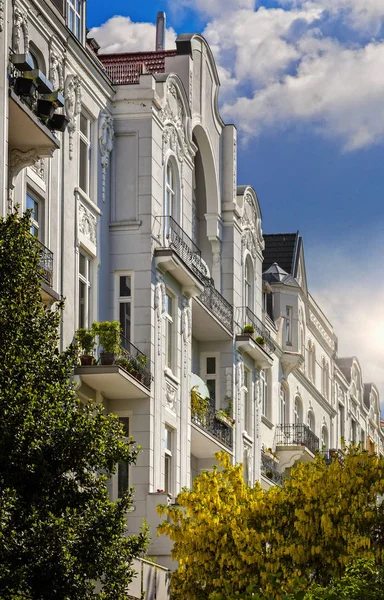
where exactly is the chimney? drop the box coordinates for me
[156,11,166,51]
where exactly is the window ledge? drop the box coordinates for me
[242,431,253,444]
[261,415,274,429]
[164,367,179,386]
[75,186,102,215]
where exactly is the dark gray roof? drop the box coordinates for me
[263,262,299,287]
[363,383,372,410]
[335,357,355,383]
[263,232,301,276]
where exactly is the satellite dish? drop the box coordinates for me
[191,373,209,398]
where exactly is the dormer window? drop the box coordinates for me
[66,0,83,41]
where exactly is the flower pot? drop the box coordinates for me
[80,355,95,366]
[37,99,55,119]
[100,351,115,365]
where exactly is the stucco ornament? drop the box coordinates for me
[65,74,82,160]
[182,297,192,343]
[99,111,114,203]
[78,202,97,245]
[13,6,29,54]
[49,49,64,90]
[161,78,194,178]
[155,273,166,355]
[30,158,45,181]
[8,147,53,211]
[165,381,177,412]
[241,192,264,263]
[0,1,4,33]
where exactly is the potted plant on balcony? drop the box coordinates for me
[242,324,255,335]
[216,398,235,428]
[255,335,266,347]
[190,386,209,421]
[76,328,95,366]
[92,321,121,365]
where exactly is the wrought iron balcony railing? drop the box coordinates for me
[261,451,283,486]
[191,405,233,450]
[37,240,53,288]
[239,306,276,355]
[275,423,319,455]
[199,278,234,333]
[153,215,209,281]
[322,448,344,466]
[118,334,152,390]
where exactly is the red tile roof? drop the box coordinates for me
[98,50,177,85]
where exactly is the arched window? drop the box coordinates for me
[244,256,254,310]
[307,410,315,433]
[279,384,288,424]
[165,161,176,219]
[321,425,329,450]
[294,396,302,424]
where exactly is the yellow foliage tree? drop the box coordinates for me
[158,449,384,600]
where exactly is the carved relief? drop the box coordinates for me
[13,6,29,54]
[30,158,45,180]
[78,201,97,245]
[309,311,333,349]
[161,78,193,171]
[0,1,4,33]
[49,49,64,90]
[155,273,166,355]
[182,297,192,342]
[99,111,114,203]
[241,192,263,262]
[165,381,177,412]
[65,74,82,160]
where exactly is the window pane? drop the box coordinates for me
[120,276,131,297]
[119,417,129,437]
[206,357,216,375]
[79,253,86,277]
[164,456,170,493]
[79,281,85,328]
[206,380,216,409]
[79,138,88,193]
[166,319,173,369]
[164,427,171,451]
[165,293,172,316]
[80,113,88,137]
[119,302,131,342]
[118,461,129,498]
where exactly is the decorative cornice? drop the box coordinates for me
[294,369,337,417]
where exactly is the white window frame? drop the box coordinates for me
[107,410,132,501]
[165,290,176,373]
[78,250,92,329]
[66,0,84,42]
[243,367,252,433]
[261,370,268,418]
[286,306,293,345]
[200,352,220,411]
[26,189,42,241]
[307,410,315,433]
[79,110,92,197]
[116,272,133,345]
[244,255,254,310]
[279,385,287,424]
[321,425,329,450]
[294,397,302,425]
[164,425,174,496]
[165,161,175,219]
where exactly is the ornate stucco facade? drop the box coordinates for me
[1,1,383,596]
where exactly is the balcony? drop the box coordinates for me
[322,448,344,466]
[8,57,61,155]
[37,240,59,303]
[75,335,152,400]
[275,423,319,471]
[153,216,208,296]
[193,279,234,341]
[191,406,233,458]
[260,451,283,487]
[236,306,275,368]
[127,557,170,599]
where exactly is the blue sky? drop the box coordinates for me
[88,0,384,397]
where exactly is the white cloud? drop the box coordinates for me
[167,0,256,19]
[307,236,384,410]
[89,16,177,54]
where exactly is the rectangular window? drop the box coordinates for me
[26,191,41,239]
[78,252,91,329]
[79,112,91,195]
[66,0,83,41]
[339,403,345,442]
[164,426,173,495]
[165,293,174,371]
[118,275,131,344]
[203,355,218,411]
[286,306,293,345]
[351,419,357,444]
[261,370,268,417]
[244,368,251,432]
[118,417,130,498]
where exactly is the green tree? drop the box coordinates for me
[159,449,384,600]
[0,210,147,599]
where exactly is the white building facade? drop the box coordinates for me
[1,0,383,592]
